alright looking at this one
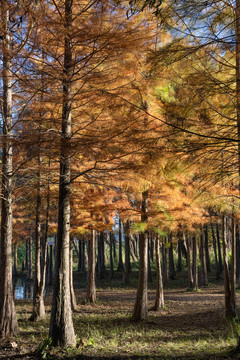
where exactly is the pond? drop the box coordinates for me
[13,277,33,300]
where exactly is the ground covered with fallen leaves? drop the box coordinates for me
[1,272,240,359]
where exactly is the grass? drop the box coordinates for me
[6,268,240,360]
[5,257,240,359]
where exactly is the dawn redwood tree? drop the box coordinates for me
[153,235,164,310]
[0,0,18,337]
[133,189,149,320]
[49,0,76,347]
[86,230,97,303]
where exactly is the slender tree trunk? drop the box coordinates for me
[177,238,182,272]
[211,223,220,279]
[216,223,223,275]
[31,151,45,321]
[100,233,105,275]
[123,222,131,284]
[200,230,208,286]
[204,225,212,273]
[153,237,164,310]
[186,235,193,288]
[169,241,176,280]
[130,236,138,262]
[70,238,77,311]
[117,219,124,272]
[109,232,114,279]
[162,241,169,285]
[40,178,50,295]
[148,238,153,283]
[192,235,198,291]
[236,226,240,283]
[27,237,33,280]
[86,230,96,303]
[13,243,18,276]
[230,214,236,317]
[133,190,148,321]
[235,0,240,348]
[25,239,29,271]
[47,244,53,285]
[222,214,232,319]
[113,233,117,260]
[49,0,76,346]
[0,1,18,336]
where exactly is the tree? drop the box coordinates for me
[0,0,18,337]
[49,0,76,347]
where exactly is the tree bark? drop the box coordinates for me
[13,243,18,276]
[186,235,193,288]
[177,238,182,272]
[86,230,96,303]
[70,237,77,311]
[230,214,236,317]
[0,0,18,337]
[117,219,124,272]
[222,214,232,319]
[192,235,198,291]
[25,239,29,271]
[200,230,208,286]
[133,190,148,321]
[162,241,168,285]
[204,225,212,273]
[123,222,131,284]
[148,238,153,283]
[216,223,223,275]
[31,152,45,321]
[27,237,33,280]
[153,236,164,310]
[109,232,114,279]
[211,223,220,279]
[49,0,76,347]
[169,241,176,280]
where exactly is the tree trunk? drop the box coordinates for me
[123,222,131,284]
[113,233,117,260]
[133,190,148,321]
[162,241,169,285]
[186,235,193,288]
[216,223,223,275]
[148,238,153,283]
[117,219,124,272]
[230,214,236,317]
[25,239,29,271]
[150,236,154,262]
[0,1,18,337]
[109,232,114,279]
[27,237,33,280]
[86,230,96,303]
[13,243,18,276]
[70,238,77,311]
[177,238,182,272]
[169,241,176,280]
[130,236,138,262]
[153,237,164,310]
[49,0,76,347]
[211,223,220,279]
[192,235,198,291]
[204,225,212,273]
[222,214,232,319]
[31,152,45,321]
[200,230,208,286]
[47,244,53,285]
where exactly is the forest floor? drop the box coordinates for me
[1,272,240,360]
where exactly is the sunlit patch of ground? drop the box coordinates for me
[2,282,240,359]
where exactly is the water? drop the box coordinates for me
[13,278,33,300]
